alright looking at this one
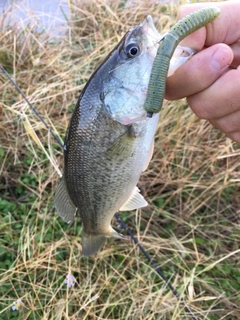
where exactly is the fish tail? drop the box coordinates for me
[82,228,128,256]
[82,232,106,257]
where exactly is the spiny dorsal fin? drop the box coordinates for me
[119,187,148,211]
[54,176,77,224]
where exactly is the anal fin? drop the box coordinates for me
[54,176,77,224]
[119,187,148,211]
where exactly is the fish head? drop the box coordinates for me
[104,15,160,125]
[122,15,161,60]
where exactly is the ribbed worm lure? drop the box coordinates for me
[144,7,221,116]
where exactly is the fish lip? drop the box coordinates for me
[141,15,162,43]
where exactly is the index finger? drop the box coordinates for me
[178,1,240,50]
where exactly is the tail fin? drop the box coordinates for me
[82,228,128,257]
[82,232,106,257]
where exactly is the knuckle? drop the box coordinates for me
[187,96,212,119]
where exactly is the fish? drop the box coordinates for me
[54,15,195,257]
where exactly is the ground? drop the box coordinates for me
[0,0,239,319]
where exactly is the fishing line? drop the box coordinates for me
[0,65,64,149]
[1,64,198,320]
[115,213,198,320]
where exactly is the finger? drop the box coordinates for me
[178,1,240,48]
[187,66,240,120]
[210,109,240,134]
[165,44,233,100]
[229,40,240,68]
[210,125,240,143]
[224,131,240,143]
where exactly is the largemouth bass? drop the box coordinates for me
[54,16,194,257]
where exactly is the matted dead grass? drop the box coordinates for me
[0,0,239,319]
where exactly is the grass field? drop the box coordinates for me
[0,0,240,319]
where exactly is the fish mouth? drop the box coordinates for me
[140,15,161,59]
[141,15,161,43]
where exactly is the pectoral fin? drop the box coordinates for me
[120,186,148,211]
[107,126,135,158]
[54,176,77,224]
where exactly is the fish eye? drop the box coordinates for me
[125,43,140,58]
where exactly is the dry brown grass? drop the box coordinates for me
[0,0,240,319]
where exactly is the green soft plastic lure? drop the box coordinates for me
[144,7,220,115]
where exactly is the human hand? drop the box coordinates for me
[166,1,240,142]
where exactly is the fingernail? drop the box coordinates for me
[211,47,232,71]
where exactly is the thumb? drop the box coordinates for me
[165,43,233,100]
